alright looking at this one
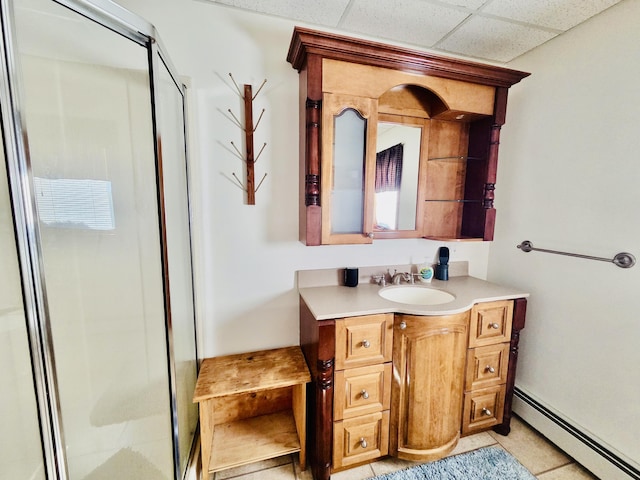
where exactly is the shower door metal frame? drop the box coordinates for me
[0,1,199,479]
[0,1,63,477]
[148,26,200,480]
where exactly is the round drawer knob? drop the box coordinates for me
[361,389,369,400]
[485,365,495,373]
[359,437,368,448]
[367,232,375,238]
[362,339,371,348]
[399,321,407,330]
[482,407,493,416]
[489,322,500,329]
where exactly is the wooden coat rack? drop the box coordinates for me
[228,73,268,205]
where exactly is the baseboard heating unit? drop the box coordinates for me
[514,387,639,480]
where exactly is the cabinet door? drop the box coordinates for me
[390,312,468,461]
[321,93,377,244]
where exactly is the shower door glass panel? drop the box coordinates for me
[15,0,173,478]
[156,54,198,475]
[0,129,46,479]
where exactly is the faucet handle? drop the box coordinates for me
[372,275,386,286]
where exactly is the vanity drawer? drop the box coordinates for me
[469,300,513,347]
[334,363,392,420]
[465,343,510,391]
[462,385,506,434]
[335,314,393,369]
[333,411,390,470]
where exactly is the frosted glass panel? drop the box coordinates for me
[331,109,366,234]
[156,54,198,475]
[15,0,173,478]
[0,124,45,480]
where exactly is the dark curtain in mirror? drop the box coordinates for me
[375,143,403,192]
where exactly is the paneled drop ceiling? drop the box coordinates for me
[200,0,622,62]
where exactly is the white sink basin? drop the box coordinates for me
[378,285,455,305]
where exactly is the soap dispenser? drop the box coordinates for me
[435,246,449,281]
[418,259,434,283]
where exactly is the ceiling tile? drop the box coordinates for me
[210,0,351,26]
[341,0,470,47]
[201,0,623,63]
[436,0,490,10]
[437,15,557,61]
[482,0,622,31]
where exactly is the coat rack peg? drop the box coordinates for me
[224,75,269,205]
[228,72,244,97]
[252,108,266,132]
[229,141,245,160]
[255,142,267,162]
[252,78,267,100]
[227,108,244,130]
[255,173,268,192]
[231,172,247,192]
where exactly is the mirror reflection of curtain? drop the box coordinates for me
[375,143,403,230]
[375,143,403,192]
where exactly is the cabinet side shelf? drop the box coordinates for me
[427,156,484,162]
[422,235,484,242]
[209,411,301,474]
[424,199,482,203]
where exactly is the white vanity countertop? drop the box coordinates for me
[298,275,529,320]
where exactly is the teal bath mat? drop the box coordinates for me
[370,446,536,480]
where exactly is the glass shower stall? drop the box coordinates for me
[0,0,199,479]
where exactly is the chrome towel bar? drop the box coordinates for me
[517,240,636,269]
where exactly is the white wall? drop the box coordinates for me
[489,0,640,474]
[115,0,493,358]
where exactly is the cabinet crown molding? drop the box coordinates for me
[287,26,530,88]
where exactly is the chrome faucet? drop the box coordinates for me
[391,271,411,285]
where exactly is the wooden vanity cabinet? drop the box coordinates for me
[299,296,527,480]
[287,27,530,245]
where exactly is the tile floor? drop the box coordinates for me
[211,415,599,480]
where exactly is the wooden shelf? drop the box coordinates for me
[194,346,311,475]
[210,411,301,473]
[427,156,484,162]
[424,199,483,203]
[422,235,484,242]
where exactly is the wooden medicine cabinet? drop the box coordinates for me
[287,27,530,246]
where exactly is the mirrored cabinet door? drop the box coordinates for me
[321,94,377,245]
[374,114,429,239]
